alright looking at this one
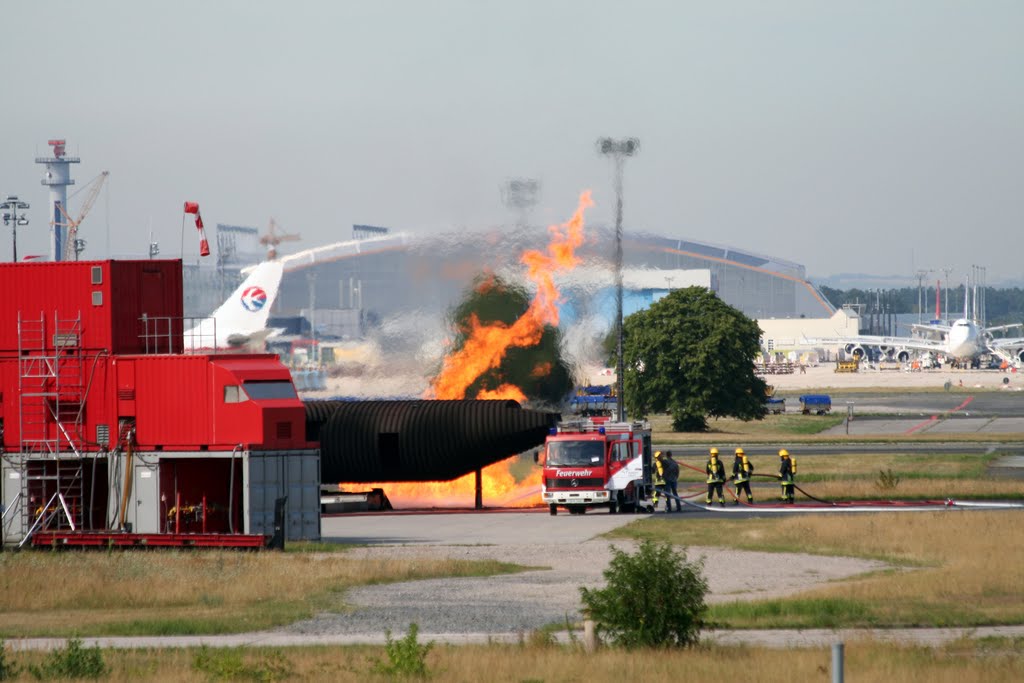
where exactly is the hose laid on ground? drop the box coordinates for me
[670,458,946,508]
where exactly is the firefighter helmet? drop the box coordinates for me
[654,450,663,459]
[735,447,745,456]
[779,449,789,458]
[709,447,719,456]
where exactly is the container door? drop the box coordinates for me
[131,462,160,534]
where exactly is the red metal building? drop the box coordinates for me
[0,260,320,547]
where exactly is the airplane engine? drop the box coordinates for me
[895,350,912,363]
[1016,349,1024,364]
[845,343,867,360]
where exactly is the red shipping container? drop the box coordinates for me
[0,260,183,355]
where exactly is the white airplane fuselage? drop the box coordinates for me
[944,318,982,359]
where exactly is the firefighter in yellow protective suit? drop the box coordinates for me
[779,449,797,504]
[705,448,726,507]
[731,447,754,504]
[652,450,667,512]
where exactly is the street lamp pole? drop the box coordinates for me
[1,195,31,262]
[597,137,639,422]
[914,269,931,325]
[940,267,953,323]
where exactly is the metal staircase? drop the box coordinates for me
[15,313,88,543]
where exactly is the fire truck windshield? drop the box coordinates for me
[242,380,298,400]
[547,440,605,467]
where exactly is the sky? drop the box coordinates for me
[1,1,1022,283]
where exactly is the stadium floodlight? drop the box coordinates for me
[597,137,640,422]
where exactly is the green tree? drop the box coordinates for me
[579,540,708,649]
[444,273,573,405]
[621,286,767,431]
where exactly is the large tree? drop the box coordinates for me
[621,287,767,431]
[444,273,573,405]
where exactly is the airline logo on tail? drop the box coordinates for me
[184,260,284,351]
[241,286,268,312]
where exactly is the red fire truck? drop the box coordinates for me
[540,418,654,515]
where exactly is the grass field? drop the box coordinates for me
[2,638,1022,682]
[606,510,1024,629]
[0,551,527,638]
[668,451,1024,500]
[648,408,1024,443]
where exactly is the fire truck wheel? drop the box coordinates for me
[549,504,558,516]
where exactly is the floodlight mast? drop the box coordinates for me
[597,137,640,422]
[1,195,30,262]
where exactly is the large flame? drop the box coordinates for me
[339,192,592,509]
[427,190,593,400]
[344,457,542,509]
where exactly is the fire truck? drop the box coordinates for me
[540,418,654,515]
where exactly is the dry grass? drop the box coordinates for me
[0,551,524,638]
[785,478,1023,500]
[673,453,988,479]
[3,639,1022,682]
[611,511,1024,627]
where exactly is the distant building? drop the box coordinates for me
[757,308,861,355]
[184,226,835,344]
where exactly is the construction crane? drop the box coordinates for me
[58,171,109,261]
[259,218,300,260]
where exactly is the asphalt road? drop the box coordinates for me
[777,389,1024,417]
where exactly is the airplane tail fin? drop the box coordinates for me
[185,260,284,350]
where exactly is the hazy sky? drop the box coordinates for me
[1,1,1021,282]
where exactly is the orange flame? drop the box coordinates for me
[428,190,593,400]
[367,191,592,510]
[343,457,542,509]
[530,362,553,378]
[475,384,528,402]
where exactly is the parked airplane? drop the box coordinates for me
[184,260,284,351]
[808,283,988,364]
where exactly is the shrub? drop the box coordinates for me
[876,468,901,492]
[192,646,292,681]
[0,639,20,681]
[579,540,708,649]
[369,623,434,678]
[28,638,107,679]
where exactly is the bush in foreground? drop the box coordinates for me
[0,639,19,681]
[580,540,708,649]
[369,623,434,678]
[27,638,107,679]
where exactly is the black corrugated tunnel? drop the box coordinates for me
[305,399,558,483]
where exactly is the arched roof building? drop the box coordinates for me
[267,227,834,328]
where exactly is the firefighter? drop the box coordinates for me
[662,450,681,512]
[779,449,797,504]
[652,450,667,512]
[731,447,754,504]
[705,448,726,506]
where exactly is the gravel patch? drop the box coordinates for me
[279,541,887,637]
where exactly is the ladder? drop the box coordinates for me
[16,312,88,540]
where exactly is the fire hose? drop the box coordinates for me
[666,457,956,509]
